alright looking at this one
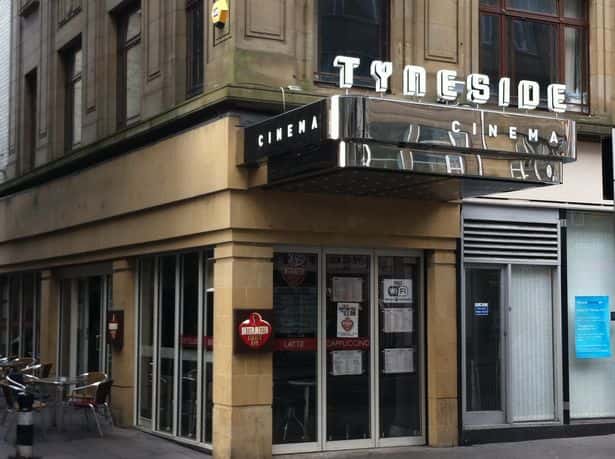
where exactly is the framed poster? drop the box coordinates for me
[382,278,413,303]
[331,350,363,376]
[337,302,359,338]
[383,307,413,333]
[332,277,363,302]
[383,348,415,374]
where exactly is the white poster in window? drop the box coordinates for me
[382,279,413,303]
[337,302,359,338]
[383,348,415,374]
[331,350,363,376]
[332,277,363,302]
[383,307,413,333]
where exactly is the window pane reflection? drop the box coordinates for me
[126,44,142,121]
[138,258,155,425]
[273,253,318,444]
[157,255,176,433]
[319,0,388,80]
[378,256,421,438]
[480,14,500,91]
[564,0,585,18]
[508,19,558,89]
[507,0,557,14]
[565,27,587,106]
[179,253,199,439]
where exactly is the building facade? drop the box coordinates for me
[0,0,11,174]
[0,1,613,458]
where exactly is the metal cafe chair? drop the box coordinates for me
[1,374,48,440]
[67,379,114,437]
[23,363,53,379]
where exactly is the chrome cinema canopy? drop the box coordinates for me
[243,94,576,201]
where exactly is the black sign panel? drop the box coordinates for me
[244,99,326,165]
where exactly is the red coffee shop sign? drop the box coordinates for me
[234,310,274,353]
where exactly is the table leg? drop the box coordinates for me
[302,386,309,440]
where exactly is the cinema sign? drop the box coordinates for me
[333,55,568,113]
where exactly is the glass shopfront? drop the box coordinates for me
[58,274,113,377]
[461,206,562,429]
[0,272,40,358]
[272,249,424,453]
[136,249,214,446]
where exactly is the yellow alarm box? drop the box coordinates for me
[211,0,229,29]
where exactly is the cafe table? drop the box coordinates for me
[31,375,88,431]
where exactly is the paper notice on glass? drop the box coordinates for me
[383,279,413,303]
[337,302,359,338]
[331,350,363,376]
[332,277,363,302]
[383,348,415,374]
[383,307,413,333]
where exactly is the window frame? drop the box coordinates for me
[479,0,589,112]
[64,43,83,152]
[117,4,142,129]
[186,0,205,98]
[315,0,391,89]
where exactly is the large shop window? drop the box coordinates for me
[0,273,40,359]
[479,0,588,111]
[318,0,389,85]
[137,249,214,445]
[58,275,113,377]
[567,212,615,419]
[273,250,423,453]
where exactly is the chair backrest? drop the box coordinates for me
[11,357,35,370]
[95,380,113,406]
[0,381,15,408]
[81,372,107,385]
[22,363,42,375]
[41,363,52,378]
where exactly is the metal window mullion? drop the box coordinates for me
[372,254,380,446]
[173,255,181,437]
[319,250,327,450]
[196,251,204,443]
[18,275,23,357]
[152,258,160,431]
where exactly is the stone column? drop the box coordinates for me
[110,258,136,427]
[212,243,273,459]
[38,270,58,370]
[426,250,458,446]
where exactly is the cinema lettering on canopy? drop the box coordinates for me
[239,55,577,453]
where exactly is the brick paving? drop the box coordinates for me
[1,415,615,459]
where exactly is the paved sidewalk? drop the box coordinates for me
[2,425,615,458]
[0,425,210,459]
[279,434,615,459]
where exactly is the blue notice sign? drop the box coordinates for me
[575,296,611,359]
[474,302,489,317]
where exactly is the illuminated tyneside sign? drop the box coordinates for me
[333,55,568,114]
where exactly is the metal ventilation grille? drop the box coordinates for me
[463,219,559,262]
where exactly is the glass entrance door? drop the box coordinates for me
[273,249,424,453]
[464,267,505,426]
[325,253,372,446]
[464,265,558,427]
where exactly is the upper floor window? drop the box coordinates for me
[186,0,204,97]
[318,0,389,86]
[65,46,82,150]
[480,0,588,112]
[117,5,142,128]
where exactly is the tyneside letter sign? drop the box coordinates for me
[333,55,568,113]
[244,57,576,167]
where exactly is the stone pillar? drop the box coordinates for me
[110,258,136,427]
[38,270,58,370]
[212,243,273,459]
[426,250,458,446]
